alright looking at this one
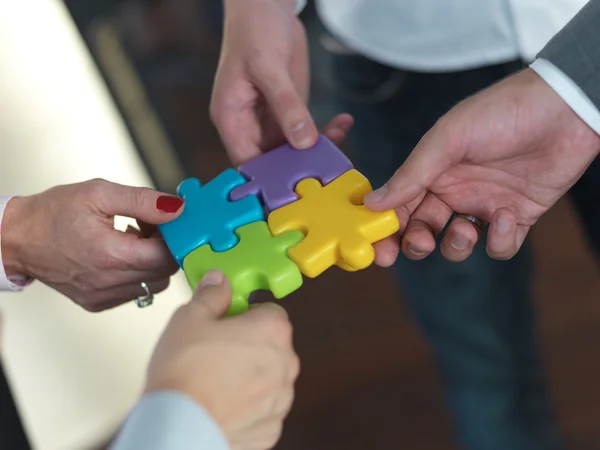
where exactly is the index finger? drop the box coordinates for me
[111,232,178,275]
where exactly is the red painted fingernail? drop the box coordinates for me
[156,195,184,213]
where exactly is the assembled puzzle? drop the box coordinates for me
[158,135,400,316]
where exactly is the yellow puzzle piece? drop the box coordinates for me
[267,169,400,278]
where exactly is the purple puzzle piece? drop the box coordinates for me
[230,135,354,212]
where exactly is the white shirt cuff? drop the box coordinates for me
[530,58,600,137]
[295,0,306,15]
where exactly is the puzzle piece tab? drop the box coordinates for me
[158,169,265,266]
[183,221,304,316]
[267,170,400,278]
[230,135,353,212]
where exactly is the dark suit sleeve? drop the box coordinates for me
[538,0,600,109]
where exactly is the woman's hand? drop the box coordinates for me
[1,178,184,311]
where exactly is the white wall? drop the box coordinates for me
[0,1,190,448]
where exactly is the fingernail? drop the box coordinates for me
[495,216,511,234]
[198,270,224,289]
[156,195,184,213]
[451,235,470,251]
[408,245,427,257]
[291,122,314,149]
[365,185,389,204]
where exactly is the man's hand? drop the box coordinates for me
[1,179,182,311]
[365,68,600,263]
[211,0,354,166]
[146,270,299,450]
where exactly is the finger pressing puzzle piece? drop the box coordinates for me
[158,169,265,266]
[229,135,353,212]
[267,170,400,278]
[183,221,304,316]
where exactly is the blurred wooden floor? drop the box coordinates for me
[275,198,600,450]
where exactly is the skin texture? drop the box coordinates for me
[211,0,600,264]
[210,0,353,167]
[364,68,600,262]
[0,178,183,311]
[146,270,299,450]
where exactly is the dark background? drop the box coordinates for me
[2,1,600,449]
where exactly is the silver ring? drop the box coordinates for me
[134,282,154,308]
[456,213,485,231]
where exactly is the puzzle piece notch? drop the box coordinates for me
[268,170,400,278]
[230,135,354,212]
[183,221,304,316]
[158,169,265,267]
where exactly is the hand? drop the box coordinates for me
[1,179,184,311]
[365,68,600,263]
[211,0,354,165]
[146,270,299,450]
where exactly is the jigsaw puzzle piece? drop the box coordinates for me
[268,170,400,278]
[183,221,304,316]
[230,135,353,212]
[158,169,265,266]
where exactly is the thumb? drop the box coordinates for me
[252,68,318,149]
[188,270,232,320]
[364,124,457,212]
[98,181,184,225]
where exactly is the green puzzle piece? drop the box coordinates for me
[183,221,304,316]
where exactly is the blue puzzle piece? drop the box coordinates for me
[158,169,265,266]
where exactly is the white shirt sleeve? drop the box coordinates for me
[530,58,600,136]
[110,391,230,450]
[295,0,307,15]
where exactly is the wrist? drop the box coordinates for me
[1,196,30,278]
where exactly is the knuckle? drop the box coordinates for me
[209,101,222,125]
[85,178,109,197]
[87,273,111,291]
[97,245,124,269]
[151,278,171,295]
[163,258,180,276]
[127,186,153,213]
[84,178,111,207]
[432,113,461,152]
[83,303,104,313]
[247,59,284,88]
[288,353,301,381]
[107,239,140,270]
[254,347,285,381]
[264,424,283,449]
[75,293,104,313]
[73,270,107,292]
[246,54,268,76]
[260,312,293,343]
[86,177,109,191]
